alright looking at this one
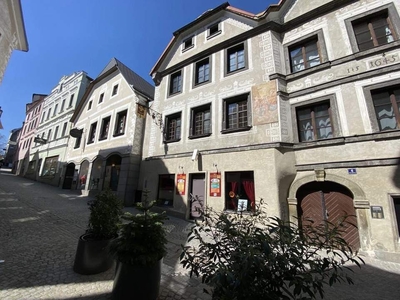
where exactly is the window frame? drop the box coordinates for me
[284,29,328,74]
[98,92,104,104]
[112,84,119,97]
[99,116,111,141]
[207,22,221,39]
[61,122,68,137]
[222,93,252,134]
[113,109,127,137]
[224,41,248,76]
[68,94,74,108]
[87,100,93,110]
[168,70,183,96]
[345,3,400,53]
[164,112,182,143]
[189,104,212,139]
[182,36,194,52]
[87,122,97,144]
[225,171,255,212]
[193,57,212,87]
[363,79,400,133]
[41,155,59,177]
[291,94,341,143]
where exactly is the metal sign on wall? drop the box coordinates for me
[210,172,221,197]
[176,173,186,195]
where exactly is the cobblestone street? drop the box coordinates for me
[1,169,400,299]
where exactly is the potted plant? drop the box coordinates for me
[181,200,364,299]
[110,190,168,300]
[73,189,123,275]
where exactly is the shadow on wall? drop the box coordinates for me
[392,154,400,189]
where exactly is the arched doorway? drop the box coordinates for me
[104,155,121,191]
[90,158,103,190]
[296,181,360,250]
[79,160,89,190]
[62,163,75,189]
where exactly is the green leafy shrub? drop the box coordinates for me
[180,200,364,300]
[87,189,123,239]
[110,190,168,266]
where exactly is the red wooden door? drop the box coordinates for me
[297,182,360,250]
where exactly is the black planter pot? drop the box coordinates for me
[112,258,163,300]
[73,233,115,275]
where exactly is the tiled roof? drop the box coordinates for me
[99,58,154,99]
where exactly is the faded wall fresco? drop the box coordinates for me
[252,80,278,125]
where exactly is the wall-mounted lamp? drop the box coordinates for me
[213,163,218,173]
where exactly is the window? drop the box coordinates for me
[47,129,52,141]
[164,113,181,142]
[194,58,210,86]
[53,104,58,116]
[169,70,182,95]
[54,126,59,140]
[296,102,333,142]
[99,116,111,140]
[182,36,194,51]
[88,100,93,110]
[61,122,68,137]
[112,84,119,96]
[98,93,104,104]
[190,104,211,138]
[207,22,221,38]
[157,174,175,206]
[352,11,396,51]
[68,94,74,107]
[289,39,320,73]
[371,86,400,131]
[226,43,247,74]
[46,108,52,120]
[74,135,81,149]
[88,122,97,144]
[61,99,66,112]
[392,196,400,238]
[114,110,127,136]
[42,156,59,177]
[225,171,255,212]
[222,94,251,132]
[41,112,45,123]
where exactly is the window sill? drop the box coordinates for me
[182,45,194,53]
[285,61,331,81]
[193,80,211,89]
[164,138,181,144]
[189,133,212,139]
[221,126,252,134]
[225,66,247,77]
[113,132,125,137]
[168,90,182,98]
[207,30,221,40]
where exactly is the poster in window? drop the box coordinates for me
[210,172,221,197]
[176,173,186,195]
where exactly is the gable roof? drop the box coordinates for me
[70,58,154,123]
[149,0,292,77]
[99,58,154,99]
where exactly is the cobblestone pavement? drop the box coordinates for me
[1,169,400,299]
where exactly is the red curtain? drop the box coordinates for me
[242,181,255,209]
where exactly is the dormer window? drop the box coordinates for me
[182,36,194,52]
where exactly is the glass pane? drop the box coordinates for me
[237,50,245,69]
[315,116,332,139]
[299,120,314,141]
[372,90,390,106]
[297,108,311,121]
[204,120,211,133]
[375,104,396,131]
[314,104,329,117]
[228,103,237,114]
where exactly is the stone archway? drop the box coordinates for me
[287,172,371,251]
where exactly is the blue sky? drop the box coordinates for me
[0,0,274,136]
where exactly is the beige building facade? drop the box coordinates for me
[141,0,400,263]
[28,72,91,186]
[0,0,28,84]
[67,58,154,205]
